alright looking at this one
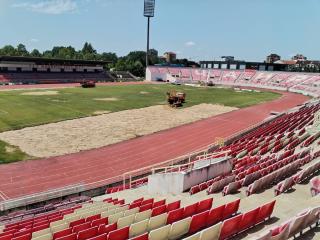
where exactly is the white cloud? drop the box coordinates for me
[12,0,78,14]
[185,41,196,47]
[30,38,39,43]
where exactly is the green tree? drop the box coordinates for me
[0,45,17,56]
[82,42,96,55]
[16,44,29,56]
[30,49,42,57]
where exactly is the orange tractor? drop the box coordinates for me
[166,90,186,107]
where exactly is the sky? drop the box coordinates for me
[1,0,320,62]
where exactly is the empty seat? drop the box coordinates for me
[196,199,213,214]
[149,225,170,240]
[148,214,168,231]
[97,223,117,235]
[239,208,259,231]
[87,233,107,240]
[168,217,191,240]
[219,214,242,240]
[207,205,225,227]
[32,233,53,240]
[270,224,290,240]
[107,226,129,240]
[222,199,240,219]
[199,222,222,240]
[151,206,166,217]
[130,233,148,240]
[167,208,184,224]
[129,219,149,238]
[288,210,310,238]
[189,211,209,234]
[91,217,108,227]
[69,219,86,228]
[117,214,135,228]
[256,200,276,224]
[135,210,152,223]
[166,201,181,212]
[53,228,72,240]
[183,203,198,218]
[55,233,77,240]
[77,226,98,240]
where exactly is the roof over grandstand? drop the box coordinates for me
[0,56,110,65]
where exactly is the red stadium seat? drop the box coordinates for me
[183,203,198,218]
[219,214,242,240]
[12,234,31,240]
[223,199,240,219]
[72,222,91,233]
[91,217,108,227]
[238,208,259,231]
[196,198,213,213]
[53,228,73,240]
[139,203,153,212]
[86,214,101,222]
[140,199,154,206]
[77,226,99,240]
[70,218,86,228]
[129,202,141,210]
[98,223,117,235]
[151,205,166,217]
[256,200,276,223]
[207,205,225,226]
[87,233,107,240]
[189,186,200,195]
[130,233,148,240]
[166,201,181,212]
[152,199,166,208]
[107,226,129,240]
[133,198,144,203]
[56,233,77,240]
[167,208,184,224]
[188,211,209,234]
[0,233,13,240]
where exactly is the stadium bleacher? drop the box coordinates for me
[147,67,320,97]
[0,72,114,84]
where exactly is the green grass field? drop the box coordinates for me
[0,140,30,164]
[0,84,280,133]
[0,84,280,163]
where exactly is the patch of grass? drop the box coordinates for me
[0,84,280,132]
[0,140,30,164]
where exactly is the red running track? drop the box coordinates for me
[0,91,309,200]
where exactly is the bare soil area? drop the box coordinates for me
[0,104,237,158]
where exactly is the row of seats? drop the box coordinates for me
[7,197,242,240]
[148,67,320,96]
[0,198,125,240]
[184,200,276,240]
[252,206,319,240]
[274,158,320,196]
[0,197,90,226]
[185,104,319,197]
[0,72,114,84]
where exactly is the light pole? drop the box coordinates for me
[144,0,155,68]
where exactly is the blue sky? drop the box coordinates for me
[1,0,320,61]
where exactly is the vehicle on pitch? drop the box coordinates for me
[81,80,96,88]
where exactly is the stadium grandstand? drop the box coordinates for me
[0,56,137,84]
[146,67,320,97]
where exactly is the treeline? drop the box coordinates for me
[0,42,199,77]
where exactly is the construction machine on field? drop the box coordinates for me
[166,90,186,107]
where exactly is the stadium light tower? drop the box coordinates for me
[144,0,155,67]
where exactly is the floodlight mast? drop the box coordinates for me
[144,0,155,68]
